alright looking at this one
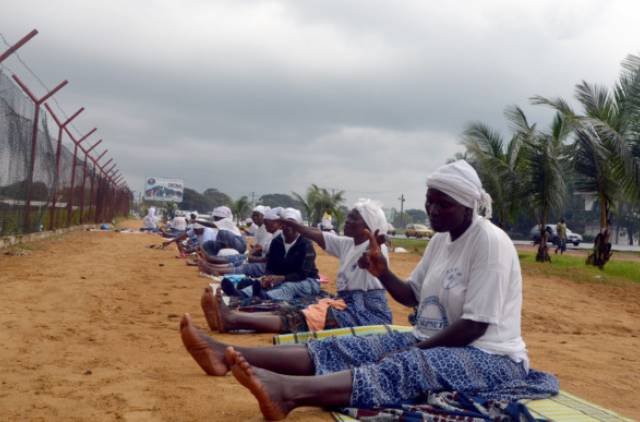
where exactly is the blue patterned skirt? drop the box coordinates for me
[307,331,558,408]
[329,289,393,327]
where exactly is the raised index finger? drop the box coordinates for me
[363,229,381,254]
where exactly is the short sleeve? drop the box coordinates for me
[322,232,351,258]
[461,232,510,324]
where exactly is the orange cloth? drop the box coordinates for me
[302,298,347,331]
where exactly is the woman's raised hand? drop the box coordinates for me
[357,229,387,277]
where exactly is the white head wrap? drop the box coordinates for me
[252,205,270,215]
[353,198,388,235]
[426,160,492,218]
[264,207,283,221]
[212,206,232,219]
[280,207,303,224]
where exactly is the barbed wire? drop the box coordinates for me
[0,31,83,138]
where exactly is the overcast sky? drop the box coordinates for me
[2,0,640,210]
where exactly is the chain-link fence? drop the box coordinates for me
[0,68,130,236]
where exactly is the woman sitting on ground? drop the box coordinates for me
[179,161,558,420]
[199,207,281,278]
[198,206,247,264]
[140,207,159,232]
[198,198,393,334]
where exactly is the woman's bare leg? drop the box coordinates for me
[180,314,315,376]
[211,288,284,333]
[227,347,352,420]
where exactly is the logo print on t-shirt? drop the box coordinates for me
[416,295,449,334]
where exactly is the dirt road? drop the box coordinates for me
[1,223,638,420]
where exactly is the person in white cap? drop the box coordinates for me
[242,205,273,258]
[178,161,558,421]
[198,207,282,278]
[163,221,219,255]
[198,205,247,266]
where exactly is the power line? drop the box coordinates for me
[0,31,83,138]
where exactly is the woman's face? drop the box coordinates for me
[343,209,367,238]
[425,188,469,233]
[264,219,280,234]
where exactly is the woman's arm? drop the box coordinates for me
[357,230,418,307]
[416,319,488,349]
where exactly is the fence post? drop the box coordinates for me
[65,128,97,226]
[88,149,107,222]
[78,139,102,224]
[11,75,68,231]
[43,104,84,230]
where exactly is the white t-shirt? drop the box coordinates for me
[246,223,259,236]
[187,227,218,246]
[408,216,529,369]
[170,216,187,231]
[322,232,388,292]
[283,235,300,256]
[213,217,242,236]
[255,224,273,256]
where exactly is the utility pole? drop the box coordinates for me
[251,191,255,206]
[398,193,406,228]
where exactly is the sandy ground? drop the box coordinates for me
[0,220,639,421]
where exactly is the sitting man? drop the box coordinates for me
[200,206,247,258]
[179,161,559,421]
[199,209,322,329]
[160,213,188,238]
[199,207,282,278]
[163,222,217,254]
[246,205,274,258]
[197,199,393,334]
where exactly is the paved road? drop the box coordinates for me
[512,240,640,252]
[392,235,640,252]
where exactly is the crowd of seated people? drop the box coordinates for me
[140,163,559,421]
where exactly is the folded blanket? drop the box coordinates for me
[272,324,413,345]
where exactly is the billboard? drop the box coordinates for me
[144,177,184,202]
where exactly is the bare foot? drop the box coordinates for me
[213,287,235,333]
[201,287,218,331]
[179,313,229,376]
[228,347,293,420]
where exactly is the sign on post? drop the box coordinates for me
[144,177,184,202]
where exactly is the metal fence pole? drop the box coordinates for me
[11,75,68,231]
[78,139,101,224]
[65,128,97,226]
[43,104,84,230]
[88,150,107,222]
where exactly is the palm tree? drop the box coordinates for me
[461,106,528,229]
[520,112,569,262]
[292,184,346,225]
[462,106,567,262]
[231,196,251,224]
[531,53,640,267]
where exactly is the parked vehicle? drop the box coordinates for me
[405,224,434,239]
[530,224,583,246]
[386,223,396,236]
